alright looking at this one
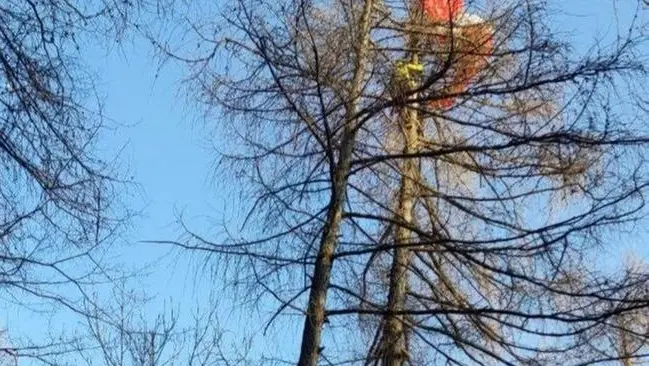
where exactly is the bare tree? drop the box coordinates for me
[0,1,169,364]
[0,0,143,310]
[151,1,383,364]
[356,2,649,364]
[153,0,649,365]
[78,285,241,366]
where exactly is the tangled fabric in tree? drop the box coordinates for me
[421,0,463,22]
[425,13,494,109]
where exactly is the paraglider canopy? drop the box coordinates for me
[421,0,464,22]
[428,12,495,110]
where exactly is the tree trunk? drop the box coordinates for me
[297,1,375,365]
[381,98,419,366]
[297,135,354,366]
[378,8,422,360]
[618,315,634,366]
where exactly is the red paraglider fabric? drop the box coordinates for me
[421,0,463,22]
[428,17,494,109]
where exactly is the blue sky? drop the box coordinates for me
[3,0,649,364]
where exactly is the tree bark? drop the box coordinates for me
[297,1,375,365]
[380,97,419,366]
[377,8,422,361]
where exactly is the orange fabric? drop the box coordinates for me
[429,22,494,109]
[421,0,463,22]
